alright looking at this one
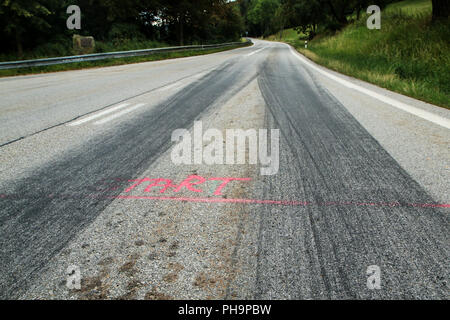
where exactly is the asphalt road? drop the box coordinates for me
[0,40,448,300]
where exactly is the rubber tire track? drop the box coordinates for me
[254,47,449,299]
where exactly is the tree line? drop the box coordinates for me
[1,0,447,57]
[238,0,449,38]
[0,0,244,57]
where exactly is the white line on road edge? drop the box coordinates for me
[94,103,146,125]
[68,103,130,126]
[287,45,450,130]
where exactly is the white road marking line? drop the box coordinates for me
[287,44,450,130]
[69,72,208,127]
[68,103,130,126]
[159,82,185,91]
[190,71,208,80]
[94,103,146,125]
[158,71,207,92]
[246,47,265,57]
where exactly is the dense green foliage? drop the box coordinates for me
[0,0,244,59]
[271,0,450,108]
[238,0,447,38]
[2,0,445,60]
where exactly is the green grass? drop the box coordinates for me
[269,0,450,109]
[265,28,306,41]
[385,0,432,15]
[0,44,250,78]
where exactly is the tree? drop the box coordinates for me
[0,0,53,56]
[158,0,242,45]
[210,2,244,42]
[322,0,359,27]
[247,0,281,37]
[0,0,246,57]
[281,0,397,38]
[285,0,323,39]
[432,0,450,22]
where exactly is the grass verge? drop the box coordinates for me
[269,0,450,109]
[0,44,250,78]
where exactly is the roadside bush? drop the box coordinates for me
[108,23,146,42]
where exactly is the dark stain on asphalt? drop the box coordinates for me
[250,47,449,299]
[0,55,258,299]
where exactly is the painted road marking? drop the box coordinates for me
[68,103,130,126]
[287,44,450,130]
[114,196,450,208]
[160,71,207,91]
[47,175,446,208]
[159,82,185,91]
[94,103,146,125]
[68,72,207,127]
[1,192,447,208]
[246,47,265,57]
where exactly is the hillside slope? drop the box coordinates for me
[269,0,449,108]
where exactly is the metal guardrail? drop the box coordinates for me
[0,40,252,70]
